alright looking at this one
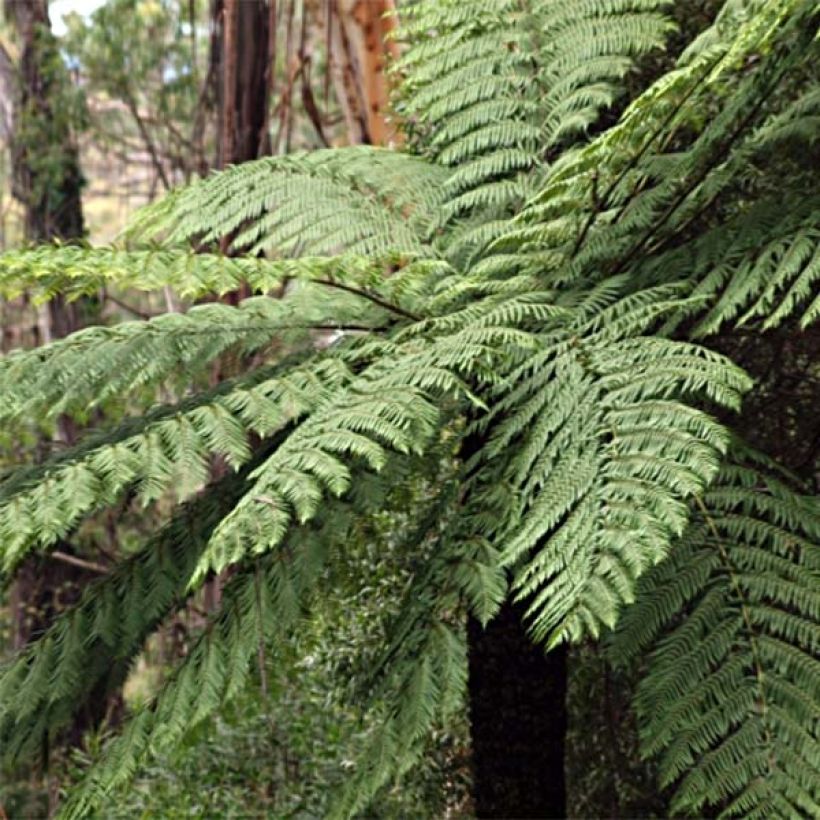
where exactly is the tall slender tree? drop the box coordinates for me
[2,0,88,649]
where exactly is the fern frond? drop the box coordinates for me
[0,245,428,307]
[642,194,820,337]
[611,449,820,818]
[57,447,441,817]
[59,541,325,820]
[191,380,443,584]
[479,293,752,645]
[0,289,372,424]
[396,0,672,256]
[126,147,447,256]
[496,0,817,305]
[0,468,253,764]
[0,358,349,572]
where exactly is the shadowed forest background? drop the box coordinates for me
[0,1,817,818]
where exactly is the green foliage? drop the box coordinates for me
[0,356,352,571]
[0,1,818,817]
[395,0,673,256]
[0,467,254,762]
[611,449,820,817]
[126,147,448,257]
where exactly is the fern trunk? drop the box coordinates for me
[467,601,567,818]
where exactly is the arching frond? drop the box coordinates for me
[0,358,349,573]
[0,289,371,424]
[0,468,252,763]
[126,147,448,257]
[493,0,818,321]
[611,449,820,818]
[59,542,324,820]
[396,0,672,249]
[55,445,449,818]
[0,245,433,307]
[481,293,752,645]
[643,194,820,336]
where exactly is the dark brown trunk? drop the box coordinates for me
[468,602,567,818]
[200,0,275,614]
[3,0,84,244]
[2,6,96,810]
[215,0,272,170]
[4,0,87,637]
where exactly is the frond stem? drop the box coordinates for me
[693,494,774,770]
[609,38,798,280]
[50,550,109,575]
[314,278,421,321]
[568,50,724,260]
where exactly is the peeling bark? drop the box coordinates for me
[322,0,400,146]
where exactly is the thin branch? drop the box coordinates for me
[104,293,158,319]
[50,550,108,575]
[122,90,171,190]
[314,278,420,321]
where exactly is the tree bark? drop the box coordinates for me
[3,0,85,244]
[468,602,568,818]
[215,0,272,169]
[321,0,400,146]
[2,5,102,810]
[4,0,88,643]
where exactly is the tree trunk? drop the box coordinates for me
[3,4,96,811]
[320,0,401,146]
[4,0,85,244]
[468,602,568,818]
[4,0,88,640]
[200,0,275,615]
[215,0,272,169]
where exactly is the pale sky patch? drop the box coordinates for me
[50,0,108,36]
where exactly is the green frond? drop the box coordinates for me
[56,447,442,817]
[192,379,443,584]
[59,541,326,820]
[0,469,250,764]
[396,0,672,256]
[478,294,752,646]
[0,289,372,424]
[611,449,820,817]
[0,357,349,572]
[126,147,447,257]
[188,285,569,584]
[0,245,426,306]
[495,0,818,309]
[643,194,820,337]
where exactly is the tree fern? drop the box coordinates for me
[0,1,817,816]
